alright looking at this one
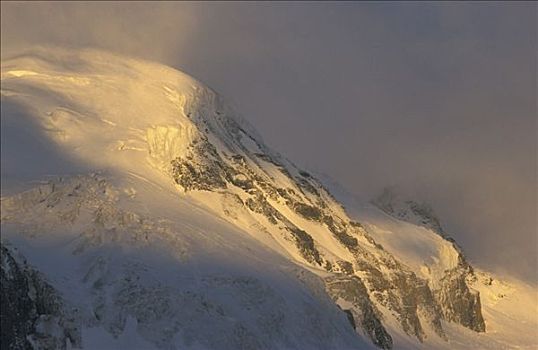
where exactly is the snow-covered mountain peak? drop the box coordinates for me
[1,48,263,178]
[1,48,536,350]
[372,187,445,237]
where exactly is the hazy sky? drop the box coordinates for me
[1,2,536,283]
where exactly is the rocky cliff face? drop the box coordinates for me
[325,275,393,349]
[1,244,80,350]
[435,268,485,332]
[372,188,486,334]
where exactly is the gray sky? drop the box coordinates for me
[1,2,536,283]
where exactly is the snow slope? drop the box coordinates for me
[1,47,536,349]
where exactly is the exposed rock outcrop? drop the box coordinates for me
[1,244,80,350]
[326,275,393,349]
[372,187,486,334]
[435,268,485,332]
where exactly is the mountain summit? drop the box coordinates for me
[1,48,536,349]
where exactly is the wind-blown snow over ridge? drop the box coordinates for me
[1,47,536,350]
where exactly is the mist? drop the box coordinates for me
[1,2,536,283]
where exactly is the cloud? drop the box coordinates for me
[1,2,536,283]
[1,2,197,62]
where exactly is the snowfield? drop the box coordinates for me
[1,47,536,349]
